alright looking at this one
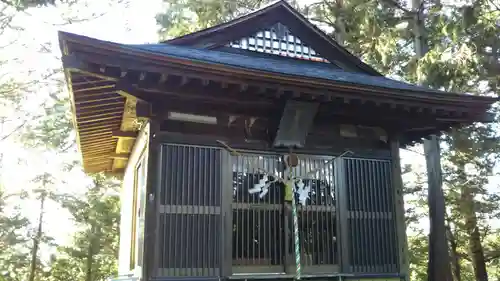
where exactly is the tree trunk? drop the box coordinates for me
[410,0,452,279]
[424,136,452,281]
[28,192,46,281]
[460,182,488,281]
[446,225,461,281]
[86,225,96,281]
[334,0,346,45]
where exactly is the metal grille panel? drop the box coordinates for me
[231,153,285,274]
[230,154,339,274]
[154,144,399,277]
[291,156,338,272]
[227,22,330,63]
[157,144,222,277]
[344,158,398,273]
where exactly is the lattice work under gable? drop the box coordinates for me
[227,22,330,63]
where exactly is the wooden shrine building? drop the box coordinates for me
[59,1,497,281]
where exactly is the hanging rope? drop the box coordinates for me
[284,149,301,280]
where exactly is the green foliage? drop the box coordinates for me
[0,0,79,10]
[156,0,275,39]
[407,233,428,281]
[49,174,120,281]
[21,90,74,151]
[0,1,120,281]
[0,185,30,281]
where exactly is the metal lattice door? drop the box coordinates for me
[231,153,285,275]
[230,153,340,276]
[157,144,222,277]
[289,155,339,275]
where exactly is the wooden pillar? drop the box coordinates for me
[144,118,161,281]
[423,135,452,281]
[390,138,409,279]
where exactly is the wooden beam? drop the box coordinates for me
[160,119,269,141]
[115,78,273,107]
[110,153,130,160]
[78,121,121,131]
[78,127,116,136]
[81,144,115,152]
[114,82,274,117]
[62,53,87,72]
[76,108,122,118]
[112,130,137,139]
[63,52,495,141]
[136,100,153,118]
[76,103,124,115]
[77,99,125,110]
[75,95,123,105]
[78,115,119,124]
[63,54,116,81]
[114,78,151,103]
[71,74,102,82]
[73,82,115,93]
[391,137,409,276]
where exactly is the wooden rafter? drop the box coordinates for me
[61,52,495,114]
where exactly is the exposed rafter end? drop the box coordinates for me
[62,54,116,81]
[114,79,148,102]
[136,100,154,118]
[61,53,85,71]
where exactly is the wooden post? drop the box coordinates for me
[391,137,409,278]
[144,118,161,281]
[411,0,452,279]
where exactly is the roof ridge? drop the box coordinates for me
[163,0,288,44]
[161,1,382,76]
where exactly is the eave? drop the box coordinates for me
[61,32,497,109]
[59,31,498,174]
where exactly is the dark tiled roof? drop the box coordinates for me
[123,42,447,95]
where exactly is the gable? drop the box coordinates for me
[226,22,329,63]
[165,1,381,76]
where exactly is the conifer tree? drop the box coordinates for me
[0,185,30,281]
[49,174,120,281]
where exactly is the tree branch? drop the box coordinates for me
[484,249,500,262]
[0,120,27,142]
[487,0,500,11]
[377,0,413,14]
